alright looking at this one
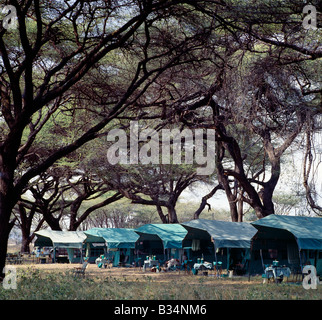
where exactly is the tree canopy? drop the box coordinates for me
[0,0,321,279]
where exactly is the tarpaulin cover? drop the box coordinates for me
[84,228,140,249]
[34,230,87,249]
[251,215,322,250]
[181,219,258,249]
[135,224,188,249]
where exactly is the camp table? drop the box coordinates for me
[143,259,160,271]
[193,261,212,271]
[264,266,291,283]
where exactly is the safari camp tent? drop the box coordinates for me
[251,215,322,276]
[181,219,258,273]
[34,230,87,263]
[84,228,140,266]
[134,224,188,262]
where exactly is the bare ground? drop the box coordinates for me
[13,263,261,285]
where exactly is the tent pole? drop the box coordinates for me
[260,249,265,272]
[163,244,165,261]
[248,254,251,282]
[248,241,253,282]
[214,244,218,264]
[298,248,303,272]
[227,248,230,273]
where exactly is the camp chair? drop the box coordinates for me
[72,261,88,277]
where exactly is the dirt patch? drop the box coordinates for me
[13,263,261,285]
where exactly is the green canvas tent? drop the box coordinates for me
[251,215,322,275]
[251,215,322,250]
[34,230,87,249]
[84,228,140,266]
[181,219,258,273]
[134,224,189,262]
[84,228,140,249]
[34,230,87,263]
[135,224,188,249]
[181,219,258,249]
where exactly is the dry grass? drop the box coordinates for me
[0,263,321,300]
[13,263,258,285]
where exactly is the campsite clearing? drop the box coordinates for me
[1,264,321,300]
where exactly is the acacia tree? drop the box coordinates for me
[14,201,44,253]
[134,1,321,221]
[14,163,123,252]
[169,47,318,221]
[109,163,198,223]
[0,0,220,279]
[171,2,321,220]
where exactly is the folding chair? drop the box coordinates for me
[72,261,88,278]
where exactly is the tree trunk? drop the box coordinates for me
[216,127,269,220]
[20,236,31,254]
[216,142,239,222]
[237,197,243,222]
[41,210,62,231]
[156,205,168,224]
[20,215,45,253]
[167,205,179,223]
[0,222,10,281]
[0,171,16,281]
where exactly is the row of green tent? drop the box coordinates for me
[34,215,322,275]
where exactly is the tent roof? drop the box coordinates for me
[84,228,140,249]
[251,215,322,250]
[34,230,87,249]
[135,224,188,249]
[181,219,258,249]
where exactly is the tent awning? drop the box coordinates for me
[84,228,140,249]
[181,219,258,249]
[34,230,86,249]
[135,224,188,249]
[251,215,322,250]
